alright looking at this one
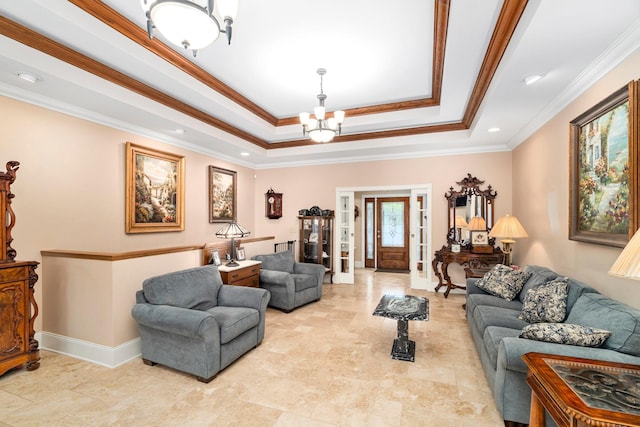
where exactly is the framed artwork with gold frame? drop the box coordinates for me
[125,142,185,234]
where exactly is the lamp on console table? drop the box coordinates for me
[609,228,640,279]
[215,222,250,267]
[488,214,528,266]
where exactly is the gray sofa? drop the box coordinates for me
[252,251,325,312]
[466,265,640,425]
[131,265,270,382]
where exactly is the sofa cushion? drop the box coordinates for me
[208,306,259,344]
[143,266,220,311]
[472,305,528,333]
[253,251,295,273]
[566,293,640,357]
[519,323,611,348]
[518,278,568,323]
[476,264,532,301]
[518,265,561,303]
[292,273,318,291]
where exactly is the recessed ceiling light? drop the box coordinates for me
[240,152,250,156]
[172,128,185,134]
[523,74,543,85]
[18,73,40,83]
[488,127,501,133]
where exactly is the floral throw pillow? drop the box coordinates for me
[518,278,569,323]
[519,323,611,347]
[475,264,532,301]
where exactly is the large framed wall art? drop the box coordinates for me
[125,142,185,233]
[209,166,237,223]
[569,81,639,247]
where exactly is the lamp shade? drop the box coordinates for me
[489,214,528,241]
[467,216,487,231]
[455,215,468,228]
[215,222,250,239]
[609,229,640,279]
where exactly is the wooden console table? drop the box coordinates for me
[432,245,504,297]
[523,352,640,427]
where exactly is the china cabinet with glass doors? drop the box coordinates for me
[298,215,334,281]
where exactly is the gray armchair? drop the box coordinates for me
[131,265,270,383]
[252,251,325,312]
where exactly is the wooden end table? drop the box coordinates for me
[217,260,261,287]
[523,352,640,427]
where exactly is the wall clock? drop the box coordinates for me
[265,188,283,219]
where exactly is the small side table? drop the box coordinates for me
[523,352,640,427]
[217,260,261,287]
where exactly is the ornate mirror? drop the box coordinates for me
[445,174,497,245]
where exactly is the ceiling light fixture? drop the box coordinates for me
[523,74,543,85]
[299,68,345,143]
[488,127,501,133]
[18,73,40,83]
[140,0,238,57]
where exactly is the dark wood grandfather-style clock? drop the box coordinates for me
[265,188,283,219]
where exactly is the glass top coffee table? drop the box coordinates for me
[372,294,429,362]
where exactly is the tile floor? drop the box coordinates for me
[0,269,503,426]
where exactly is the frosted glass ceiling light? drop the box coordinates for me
[299,68,345,143]
[141,0,237,57]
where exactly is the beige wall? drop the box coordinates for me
[513,48,640,309]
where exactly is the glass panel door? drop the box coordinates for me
[336,191,354,284]
[410,187,431,289]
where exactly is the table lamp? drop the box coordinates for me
[455,215,468,243]
[467,216,487,231]
[215,221,250,267]
[609,228,640,279]
[488,214,528,265]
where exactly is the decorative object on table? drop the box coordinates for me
[451,243,461,253]
[125,142,185,234]
[609,226,640,279]
[372,294,429,362]
[235,247,246,261]
[569,81,639,248]
[215,221,250,267]
[298,68,345,143]
[454,215,468,244]
[488,214,528,265]
[471,230,493,254]
[0,161,40,377]
[209,165,236,223]
[264,188,282,219]
[140,0,238,57]
[210,249,221,266]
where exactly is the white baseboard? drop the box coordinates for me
[38,332,140,368]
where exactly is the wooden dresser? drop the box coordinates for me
[0,260,40,377]
[218,260,261,287]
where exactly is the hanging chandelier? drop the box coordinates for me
[140,0,238,57]
[299,68,345,143]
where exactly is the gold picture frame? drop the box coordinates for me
[125,142,185,234]
[569,81,639,247]
[209,166,237,223]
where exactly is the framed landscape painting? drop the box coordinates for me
[209,166,236,222]
[125,142,185,233]
[569,82,638,247]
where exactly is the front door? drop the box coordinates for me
[376,197,410,270]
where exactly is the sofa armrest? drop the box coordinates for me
[294,262,326,278]
[498,337,640,375]
[131,304,218,338]
[218,285,270,311]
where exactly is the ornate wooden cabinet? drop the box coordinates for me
[299,215,334,280]
[0,161,40,377]
[0,261,40,376]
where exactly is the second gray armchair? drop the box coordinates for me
[252,251,325,312]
